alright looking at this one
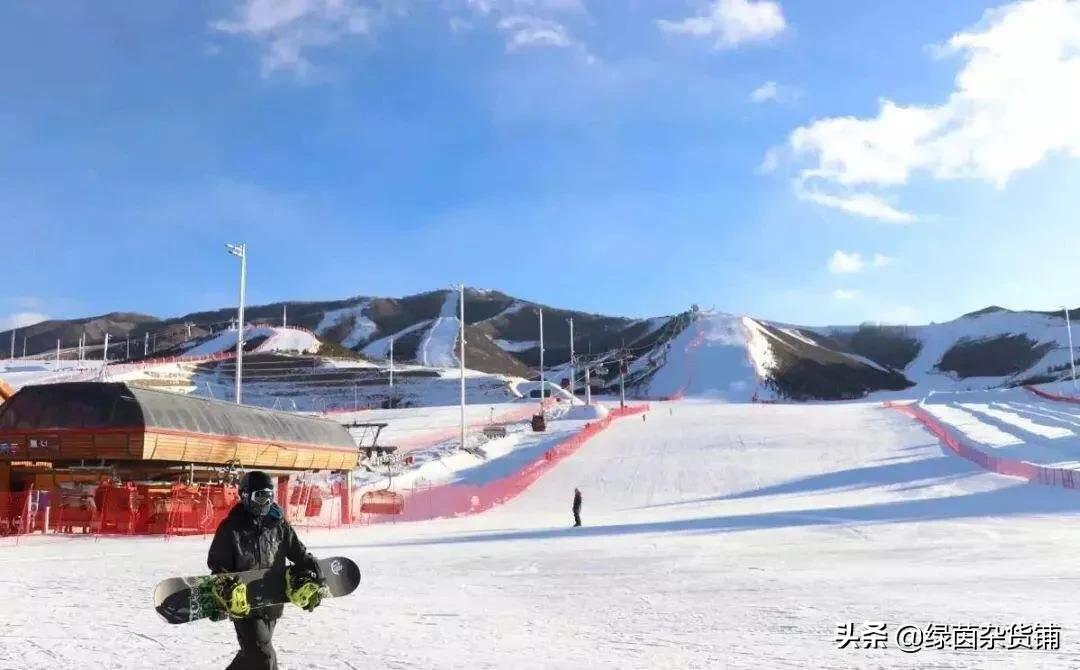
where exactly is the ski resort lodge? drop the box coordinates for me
[0,382,363,535]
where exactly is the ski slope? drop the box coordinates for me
[182,326,320,357]
[418,291,461,368]
[642,312,763,400]
[5,401,1080,668]
[315,302,377,349]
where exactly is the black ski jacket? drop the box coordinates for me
[207,502,319,619]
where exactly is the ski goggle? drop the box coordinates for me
[248,488,274,504]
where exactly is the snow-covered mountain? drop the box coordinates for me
[3,292,1077,403]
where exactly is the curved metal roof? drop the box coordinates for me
[0,382,356,451]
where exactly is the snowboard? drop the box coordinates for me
[154,556,361,625]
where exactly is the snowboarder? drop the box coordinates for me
[208,471,324,670]
[572,488,582,527]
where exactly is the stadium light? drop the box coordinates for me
[226,243,247,404]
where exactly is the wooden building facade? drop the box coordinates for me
[0,382,359,492]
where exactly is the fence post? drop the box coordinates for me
[42,505,50,534]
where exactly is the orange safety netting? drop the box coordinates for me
[353,404,650,524]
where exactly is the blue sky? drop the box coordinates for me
[2,0,1079,328]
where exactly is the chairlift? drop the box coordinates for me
[359,461,404,515]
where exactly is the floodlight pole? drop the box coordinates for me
[227,242,247,404]
[1066,306,1078,392]
[458,284,466,450]
[539,307,545,409]
[567,317,575,400]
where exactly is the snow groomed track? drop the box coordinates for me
[4,401,1080,668]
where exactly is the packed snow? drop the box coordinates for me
[642,311,762,400]
[362,319,432,359]
[7,400,1080,667]
[493,339,538,352]
[920,387,1080,469]
[182,326,320,357]
[418,291,461,368]
[315,303,377,349]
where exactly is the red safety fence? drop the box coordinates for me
[1024,385,1080,405]
[355,404,650,524]
[886,401,1080,490]
[1,404,649,543]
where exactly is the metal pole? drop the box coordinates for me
[283,305,287,328]
[459,284,466,451]
[125,338,130,360]
[9,329,14,362]
[584,365,592,405]
[55,339,60,369]
[22,336,26,358]
[389,336,395,399]
[1066,306,1078,392]
[619,353,626,410]
[144,332,149,356]
[568,317,575,400]
[539,307,545,408]
[103,333,110,363]
[227,243,247,404]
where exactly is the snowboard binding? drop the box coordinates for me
[211,575,251,619]
[285,566,328,612]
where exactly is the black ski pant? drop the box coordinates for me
[573,509,581,527]
[227,617,277,670]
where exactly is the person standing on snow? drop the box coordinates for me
[208,471,325,670]
[572,488,583,527]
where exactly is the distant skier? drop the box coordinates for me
[208,471,325,670]
[572,488,582,527]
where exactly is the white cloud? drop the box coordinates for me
[750,80,779,103]
[757,146,782,174]
[659,0,787,49]
[449,17,474,34]
[832,289,859,301]
[795,178,916,223]
[497,15,573,51]
[828,250,894,275]
[781,0,1080,220]
[212,0,372,77]
[0,312,49,331]
[828,250,864,274]
[872,253,892,268]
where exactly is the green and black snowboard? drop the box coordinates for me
[154,556,361,624]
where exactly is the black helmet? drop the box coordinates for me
[240,470,274,493]
[239,471,275,517]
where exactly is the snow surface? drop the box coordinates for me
[361,319,432,359]
[921,388,1080,468]
[418,291,461,368]
[0,359,104,390]
[493,339,538,352]
[181,326,320,357]
[642,311,761,400]
[315,302,377,348]
[7,401,1080,668]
